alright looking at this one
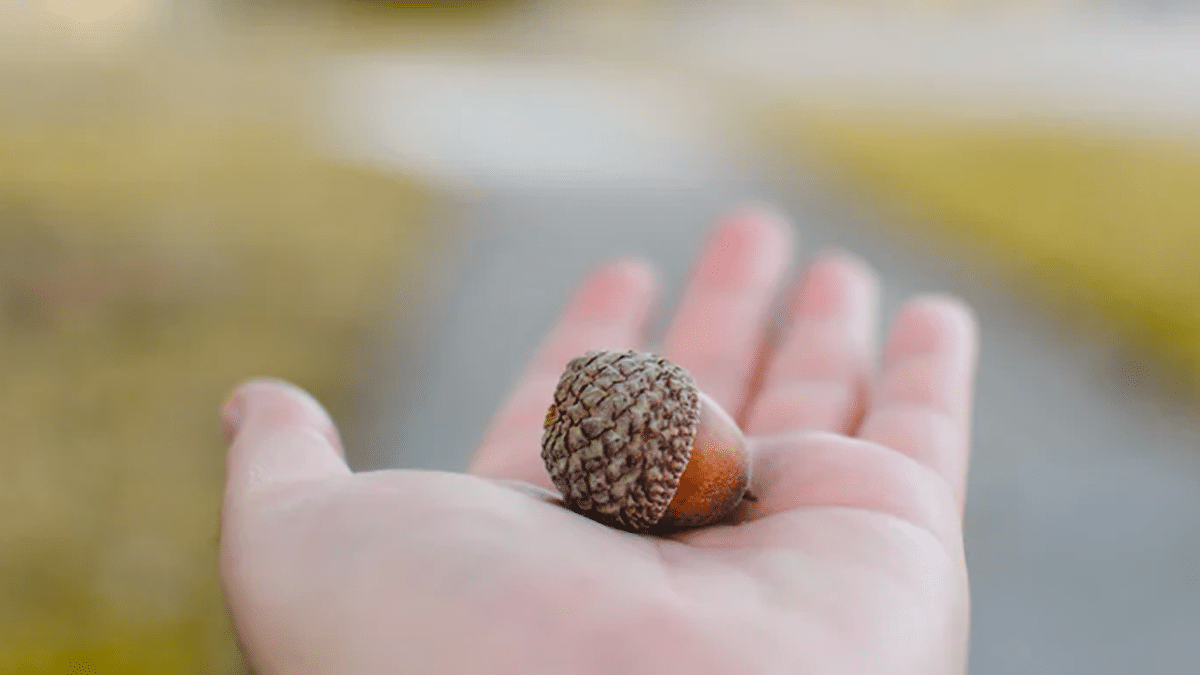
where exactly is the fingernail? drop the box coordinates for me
[571,258,657,320]
[701,207,792,289]
[222,397,246,442]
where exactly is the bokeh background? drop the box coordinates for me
[4,1,1200,673]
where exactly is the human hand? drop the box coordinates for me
[219,208,978,675]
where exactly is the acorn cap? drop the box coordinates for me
[541,350,703,532]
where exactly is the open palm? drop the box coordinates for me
[219,209,977,675]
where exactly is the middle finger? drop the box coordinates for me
[662,207,792,419]
[745,251,879,436]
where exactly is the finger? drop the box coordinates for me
[857,297,979,509]
[662,206,792,418]
[222,378,350,502]
[746,251,879,436]
[729,433,962,552]
[471,258,659,486]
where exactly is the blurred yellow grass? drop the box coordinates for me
[770,113,1200,390]
[0,116,430,672]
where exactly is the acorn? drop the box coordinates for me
[541,350,750,533]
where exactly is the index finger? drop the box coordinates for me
[470,259,659,487]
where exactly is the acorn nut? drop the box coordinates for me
[541,350,750,533]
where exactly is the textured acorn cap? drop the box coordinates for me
[541,350,701,531]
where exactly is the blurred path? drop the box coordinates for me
[336,57,1200,675]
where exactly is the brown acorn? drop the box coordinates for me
[541,350,750,533]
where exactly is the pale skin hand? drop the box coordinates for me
[219,208,978,675]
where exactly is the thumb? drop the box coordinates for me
[221,378,350,501]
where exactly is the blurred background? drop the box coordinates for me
[3,1,1200,673]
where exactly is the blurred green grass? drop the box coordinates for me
[0,110,431,672]
[765,110,1200,393]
